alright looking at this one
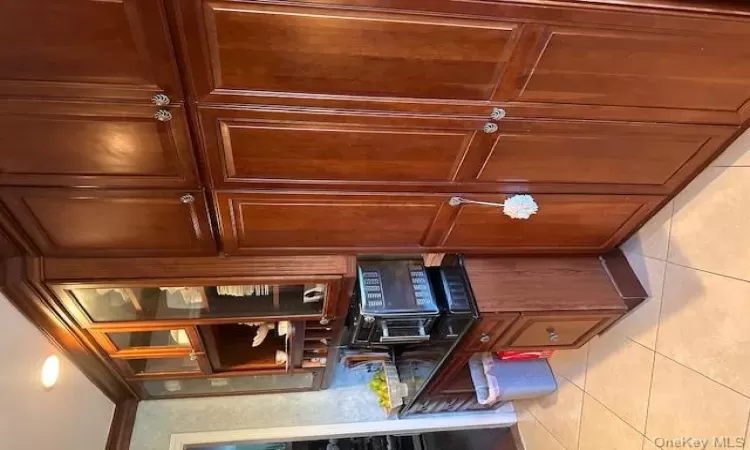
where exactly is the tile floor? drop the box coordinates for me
[517,131,750,450]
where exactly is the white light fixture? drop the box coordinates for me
[41,355,60,389]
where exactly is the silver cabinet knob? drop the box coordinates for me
[319,317,330,325]
[189,352,197,361]
[152,93,171,106]
[180,193,195,204]
[154,109,172,122]
[490,108,506,120]
[483,122,498,134]
[479,333,491,344]
[547,327,559,342]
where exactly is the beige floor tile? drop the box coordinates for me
[668,167,750,281]
[744,413,750,450]
[526,375,583,450]
[549,344,589,389]
[579,394,644,450]
[516,407,568,450]
[658,263,750,396]
[712,127,750,167]
[646,355,750,450]
[621,201,673,260]
[613,253,666,350]
[585,332,654,432]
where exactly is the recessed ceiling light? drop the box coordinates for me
[41,355,60,389]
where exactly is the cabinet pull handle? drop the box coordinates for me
[483,122,498,134]
[319,317,330,325]
[180,193,195,204]
[448,194,539,220]
[154,109,172,122]
[189,352,198,361]
[152,93,171,106]
[490,108,506,120]
[547,327,559,342]
[479,333,491,344]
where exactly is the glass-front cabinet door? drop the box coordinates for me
[60,281,331,324]
[92,327,202,355]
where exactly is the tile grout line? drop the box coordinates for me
[666,260,750,286]
[584,391,647,440]
[652,349,750,401]
[642,200,673,440]
[524,404,576,450]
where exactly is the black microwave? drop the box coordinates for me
[349,259,477,346]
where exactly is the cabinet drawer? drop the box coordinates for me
[0,101,198,188]
[1,188,216,257]
[499,312,621,349]
[460,314,518,352]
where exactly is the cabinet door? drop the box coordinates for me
[0,0,181,101]
[1,188,215,257]
[456,119,736,193]
[215,191,445,254]
[0,101,197,188]
[440,194,664,253]
[510,25,750,124]
[176,0,520,104]
[198,106,489,189]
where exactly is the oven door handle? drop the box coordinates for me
[379,322,431,343]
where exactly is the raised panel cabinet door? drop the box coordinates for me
[214,191,445,254]
[0,188,216,257]
[0,0,181,101]
[455,118,737,193]
[510,25,750,123]
[0,101,198,188]
[439,194,664,253]
[198,106,490,189]
[175,0,521,104]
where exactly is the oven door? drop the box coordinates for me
[376,317,434,344]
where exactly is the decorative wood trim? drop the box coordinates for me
[106,398,138,450]
[44,255,355,282]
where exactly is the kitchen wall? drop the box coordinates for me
[516,128,750,450]
[0,292,115,450]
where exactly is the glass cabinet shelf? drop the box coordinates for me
[68,283,327,323]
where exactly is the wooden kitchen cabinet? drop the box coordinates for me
[197,106,489,189]
[174,0,520,105]
[441,193,663,253]
[43,255,355,398]
[215,191,663,254]
[175,0,750,124]
[214,191,446,254]
[411,252,645,411]
[454,119,736,193]
[0,188,215,257]
[0,100,198,188]
[0,0,182,102]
